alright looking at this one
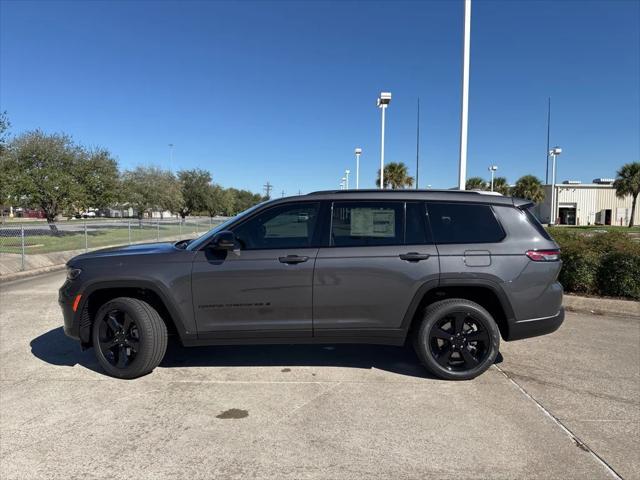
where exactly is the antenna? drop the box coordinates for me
[545,97,551,184]
[263,181,273,198]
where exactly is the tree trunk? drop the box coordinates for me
[46,215,59,235]
[629,193,637,228]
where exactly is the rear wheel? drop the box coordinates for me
[414,298,500,380]
[92,297,167,379]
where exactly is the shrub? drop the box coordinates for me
[597,252,640,300]
[558,245,600,294]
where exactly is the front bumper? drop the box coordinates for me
[58,279,81,340]
[506,307,565,341]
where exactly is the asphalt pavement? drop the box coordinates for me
[1,271,638,479]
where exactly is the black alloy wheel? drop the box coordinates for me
[97,310,140,369]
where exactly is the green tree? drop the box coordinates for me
[73,148,120,213]
[0,111,10,155]
[466,177,488,191]
[204,184,235,217]
[512,175,545,204]
[492,177,511,196]
[613,162,640,227]
[4,131,85,230]
[376,162,414,189]
[177,169,212,219]
[122,166,182,219]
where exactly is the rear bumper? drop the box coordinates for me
[506,307,565,341]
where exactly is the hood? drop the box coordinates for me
[71,242,178,261]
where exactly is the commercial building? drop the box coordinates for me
[536,178,639,226]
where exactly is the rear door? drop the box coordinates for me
[313,200,439,337]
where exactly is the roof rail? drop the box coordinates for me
[306,189,489,195]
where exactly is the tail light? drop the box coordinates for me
[526,250,560,262]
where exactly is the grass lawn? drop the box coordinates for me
[0,223,217,254]
[548,225,640,233]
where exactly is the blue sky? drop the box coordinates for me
[1,0,638,195]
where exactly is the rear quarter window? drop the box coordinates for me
[427,202,505,244]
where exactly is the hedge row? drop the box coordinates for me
[547,228,640,300]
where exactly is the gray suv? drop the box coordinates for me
[59,190,564,380]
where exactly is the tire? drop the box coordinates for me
[92,297,168,379]
[413,298,500,380]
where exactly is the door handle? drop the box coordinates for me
[278,255,309,264]
[399,252,431,262]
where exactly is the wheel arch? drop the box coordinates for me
[77,280,191,346]
[401,279,515,340]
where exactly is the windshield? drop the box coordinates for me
[186,202,267,251]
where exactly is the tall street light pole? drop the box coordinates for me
[549,146,562,225]
[457,0,472,190]
[168,143,174,172]
[377,92,392,189]
[345,170,350,190]
[488,165,498,192]
[354,148,362,189]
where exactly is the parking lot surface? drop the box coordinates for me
[1,272,638,479]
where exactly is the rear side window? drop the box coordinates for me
[524,207,553,241]
[330,201,432,247]
[427,202,505,244]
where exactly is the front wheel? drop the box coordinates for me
[92,297,168,379]
[413,298,500,380]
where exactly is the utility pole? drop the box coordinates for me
[545,97,551,184]
[457,0,472,190]
[168,143,174,172]
[281,189,285,198]
[263,181,273,199]
[416,97,420,189]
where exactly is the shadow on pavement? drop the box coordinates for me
[30,327,436,379]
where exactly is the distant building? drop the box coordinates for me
[536,178,639,226]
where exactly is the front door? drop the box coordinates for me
[313,201,439,336]
[192,201,321,337]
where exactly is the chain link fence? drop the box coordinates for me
[0,216,226,276]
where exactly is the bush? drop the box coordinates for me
[597,252,640,300]
[547,228,640,299]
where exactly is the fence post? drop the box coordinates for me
[156,218,160,241]
[84,220,88,252]
[209,216,212,229]
[179,219,182,238]
[20,224,25,271]
[128,219,131,245]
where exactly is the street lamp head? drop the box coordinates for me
[488,165,498,172]
[549,147,562,156]
[355,148,362,155]
[345,170,350,175]
[377,91,392,107]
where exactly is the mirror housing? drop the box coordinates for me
[211,231,237,250]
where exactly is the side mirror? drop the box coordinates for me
[211,231,237,250]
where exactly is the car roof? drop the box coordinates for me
[266,189,523,207]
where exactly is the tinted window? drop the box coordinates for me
[525,207,553,240]
[427,202,505,244]
[406,202,431,244]
[330,201,432,247]
[233,202,320,249]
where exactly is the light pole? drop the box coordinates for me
[354,148,362,189]
[457,0,472,190]
[377,92,392,189]
[345,170,350,190]
[168,143,174,171]
[488,165,498,191]
[549,146,562,225]
[340,177,346,190]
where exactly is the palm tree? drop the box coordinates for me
[465,177,488,191]
[492,177,511,196]
[511,175,545,204]
[613,162,640,227]
[376,162,414,189]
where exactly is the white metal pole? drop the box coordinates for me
[345,171,350,190]
[458,0,472,190]
[550,153,557,225]
[380,105,386,189]
[355,153,360,189]
[490,170,495,192]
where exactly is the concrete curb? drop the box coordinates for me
[0,264,67,284]
[563,294,640,318]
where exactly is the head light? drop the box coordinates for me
[67,267,82,280]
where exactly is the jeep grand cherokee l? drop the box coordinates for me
[59,190,564,380]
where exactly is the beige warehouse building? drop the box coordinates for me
[535,178,639,226]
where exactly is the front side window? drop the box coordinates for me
[232,202,320,249]
[331,201,424,247]
[427,202,505,244]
